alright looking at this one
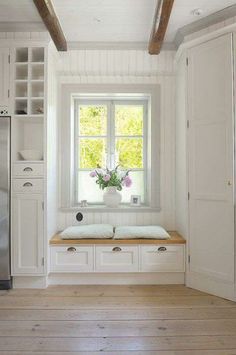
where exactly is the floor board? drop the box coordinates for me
[0,285,235,354]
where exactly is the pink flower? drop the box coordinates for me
[103,174,111,182]
[90,171,97,177]
[123,175,132,188]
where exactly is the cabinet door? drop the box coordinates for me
[50,246,94,273]
[0,48,9,110]
[12,193,44,275]
[140,245,185,272]
[95,246,139,272]
[187,34,235,300]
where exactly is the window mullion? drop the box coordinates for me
[106,101,112,169]
[109,100,116,169]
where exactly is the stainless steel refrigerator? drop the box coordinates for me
[0,116,11,289]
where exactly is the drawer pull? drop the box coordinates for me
[67,247,76,252]
[23,167,33,172]
[157,246,167,252]
[23,182,33,187]
[112,246,122,252]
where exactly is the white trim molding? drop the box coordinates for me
[59,84,161,211]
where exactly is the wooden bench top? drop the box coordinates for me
[50,231,186,245]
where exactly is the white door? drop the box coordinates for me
[187,34,235,300]
[12,193,44,275]
[0,48,9,111]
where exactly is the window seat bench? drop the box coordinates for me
[49,231,186,276]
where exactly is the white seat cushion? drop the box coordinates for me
[114,225,171,239]
[60,224,114,239]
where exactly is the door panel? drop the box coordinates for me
[187,34,235,299]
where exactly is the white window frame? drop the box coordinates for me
[74,98,148,204]
[59,84,161,212]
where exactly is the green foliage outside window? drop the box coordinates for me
[115,106,143,135]
[79,106,107,136]
[116,138,143,169]
[79,138,106,169]
[78,104,144,169]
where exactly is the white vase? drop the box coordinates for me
[103,186,122,208]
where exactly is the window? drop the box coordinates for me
[74,98,147,204]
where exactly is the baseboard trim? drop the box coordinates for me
[48,272,185,285]
[13,276,48,289]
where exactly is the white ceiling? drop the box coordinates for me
[167,0,236,42]
[0,0,41,22]
[0,0,236,45]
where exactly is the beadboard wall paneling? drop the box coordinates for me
[57,49,176,231]
[46,42,59,243]
[0,32,49,40]
[58,50,175,77]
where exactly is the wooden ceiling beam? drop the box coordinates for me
[149,0,174,55]
[33,0,67,51]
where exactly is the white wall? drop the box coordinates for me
[46,42,59,241]
[57,49,176,231]
[175,53,188,239]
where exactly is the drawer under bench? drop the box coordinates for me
[50,232,186,273]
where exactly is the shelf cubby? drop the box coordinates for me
[31,99,44,115]
[15,82,28,98]
[15,48,28,63]
[31,81,44,97]
[31,64,44,80]
[15,99,28,115]
[31,47,44,62]
[15,64,28,80]
[12,117,44,161]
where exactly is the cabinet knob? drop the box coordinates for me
[23,182,33,187]
[157,246,167,252]
[67,247,76,252]
[112,246,122,252]
[23,167,33,172]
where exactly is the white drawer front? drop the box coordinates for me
[13,163,44,177]
[50,246,94,272]
[95,245,139,272]
[140,245,185,272]
[13,178,44,193]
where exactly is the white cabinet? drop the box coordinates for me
[50,243,185,274]
[140,245,185,272]
[0,48,10,113]
[50,246,94,272]
[12,193,44,275]
[95,245,139,272]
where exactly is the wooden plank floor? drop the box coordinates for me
[0,285,236,354]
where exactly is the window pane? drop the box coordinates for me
[115,105,143,136]
[78,171,104,203]
[121,171,144,203]
[79,138,106,169]
[116,138,143,169]
[79,105,107,136]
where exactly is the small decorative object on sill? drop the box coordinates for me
[16,109,27,115]
[90,165,132,208]
[36,107,44,114]
[80,200,88,207]
[130,195,141,206]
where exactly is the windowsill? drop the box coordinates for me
[60,205,161,213]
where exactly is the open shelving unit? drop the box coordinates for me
[13,47,45,162]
